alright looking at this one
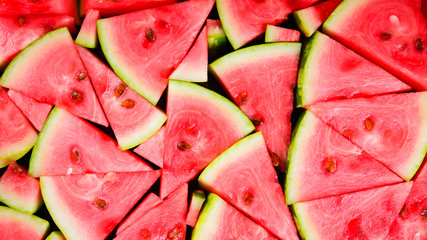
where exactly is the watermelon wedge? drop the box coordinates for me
[210,43,300,171]
[75,9,100,49]
[76,45,167,150]
[160,80,254,198]
[0,15,76,70]
[133,126,165,168]
[186,190,206,227]
[199,132,298,240]
[308,92,427,181]
[323,0,427,91]
[207,19,228,61]
[216,0,292,49]
[292,182,413,240]
[265,25,301,43]
[0,27,108,127]
[297,31,411,107]
[41,170,160,240]
[97,0,214,104]
[46,231,66,240]
[286,111,403,205]
[28,108,152,178]
[192,193,278,239]
[169,26,208,83]
[115,184,188,240]
[0,87,38,167]
[7,90,52,132]
[0,206,49,240]
[0,162,42,214]
[80,0,178,17]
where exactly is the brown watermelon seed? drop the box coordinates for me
[77,71,87,81]
[17,16,26,26]
[364,118,374,131]
[251,116,264,126]
[399,205,407,218]
[145,28,156,42]
[422,209,427,220]
[380,32,392,41]
[415,38,424,51]
[343,129,353,138]
[177,142,192,151]
[167,227,181,239]
[121,99,135,109]
[114,84,126,98]
[325,156,336,173]
[243,192,253,206]
[269,152,280,167]
[140,230,151,239]
[94,198,107,209]
[10,162,24,174]
[71,91,83,102]
[235,92,247,106]
[155,19,169,28]
[70,148,80,163]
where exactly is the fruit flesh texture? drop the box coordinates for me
[265,25,301,42]
[133,126,165,168]
[0,206,49,240]
[80,0,178,17]
[75,9,100,49]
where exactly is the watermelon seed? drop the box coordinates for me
[155,19,170,29]
[364,118,374,131]
[71,91,83,102]
[140,229,151,239]
[77,71,88,81]
[325,156,336,173]
[177,142,192,151]
[415,38,424,52]
[250,116,264,126]
[121,99,135,108]
[243,192,253,206]
[145,28,156,42]
[269,152,280,167]
[167,227,181,239]
[114,84,126,98]
[235,92,247,106]
[70,148,80,163]
[380,32,392,41]
[399,204,407,218]
[17,16,26,26]
[10,162,24,174]
[343,129,352,138]
[94,198,107,209]
[422,209,427,220]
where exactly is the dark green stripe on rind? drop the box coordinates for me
[191,194,222,240]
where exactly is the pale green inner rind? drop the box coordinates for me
[216,0,246,49]
[0,130,38,168]
[264,25,276,42]
[191,194,223,240]
[46,231,65,240]
[292,10,317,37]
[322,0,370,33]
[75,31,98,49]
[291,203,320,240]
[0,184,42,214]
[0,206,49,237]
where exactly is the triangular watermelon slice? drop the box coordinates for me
[76,45,167,150]
[169,26,208,82]
[97,0,214,104]
[133,126,165,168]
[186,190,206,227]
[323,0,427,91]
[199,132,299,240]
[286,111,403,205]
[308,92,427,181]
[293,182,413,240]
[296,31,411,107]
[192,194,278,239]
[40,170,160,240]
[0,206,49,240]
[28,107,152,178]
[265,25,301,43]
[160,80,254,198]
[115,184,188,240]
[0,27,108,127]
[75,9,100,49]
[210,43,300,171]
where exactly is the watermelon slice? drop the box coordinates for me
[210,43,300,171]
[308,92,427,181]
[286,111,403,205]
[28,107,152,178]
[293,182,413,240]
[323,0,427,91]
[75,9,100,49]
[0,162,42,214]
[265,25,301,42]
[160,80,254,198]
[192,193,278,239]
[387,159,427,239]
[0,14,76,70]
[199,132,298,240]
[293,0,342,37]
[216,0,292,49]
[296,31,411,107]
[80,0,178,17]
[76,45,167,150]
[115,184,188,240]
[186,190,206,227]
[97,0,214,104]
[0,87,38,167]
[207,19,228,61]
[46,231,66,240]
[169,26,208,82]
[40,170,160,240]
[7,90,52,132]
[0,27,108,127]
[0,206,49,240]
[133,126,165,168]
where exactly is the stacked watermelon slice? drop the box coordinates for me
[0,0,426,239]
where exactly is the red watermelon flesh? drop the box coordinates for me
[296,31,411,107]
[265,25,301,43]
[40,170,160,240]
[323,0,427,91]
[169,26,208,82]
[76,45,167,150]
[286,111,403,205]
[133,126,165,168]
[0,14,76,70]
[75,9,100,49]
[216,0,292,49]
[97,0,214,104]
[293,182,413,240]
[28,108,152,178]
[387,159,427,239]
[186,190,206,227]
[160,80,254,199]
[0,206,49,240]
[0,87,38,168]
[116,193,162,235]
[308,92,427,181]
[115,184,188,240]
[210,43,300,171]
[424,0,427,17]
[0,27,108,127]
[80,0,178,17]
[7,90,52,132]
[290,0,323,10]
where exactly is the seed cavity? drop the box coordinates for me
[177,142,191,151]
[167,227,181,239]
[269,152,280,167]
[415,38,424,52]
[343,129,352,138]
[77,71,87,81]
[325,156,336,173]
[380,32,392,41]
[114,84,126,98]
[145,28,156,42]
[251,116,264,126]
[70,148,80,163]
[422,209,427,220]
[140,229,151,239]
[235,92,247,106]
[17,16,26,26]
[71,91,83,102]
[399,204,407,218]
[10,162,24,174]
[243,192,253,206]
[364,118,374,131]
[155,19,169,29]
[94,198,107,209]
[121,99,135,108]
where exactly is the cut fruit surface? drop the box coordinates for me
[75,9,100,49]
[133,126,165,168]
[207,19,227,61]
[186,190,206,227]
[308,92,427,181]
[290,0,323,10]
[286,111,402,205]
[29,108,152,178]
[199,132,299,240]
[0,27,108,127]
[80,0,178,17]
[77,45,167,150]
[296,31,411,107]
[0,206,49,240]
[265,25,301,42]
[97,0,214,104]
[160,80,254,198]
[40,170,160,240]
[210,43,300,171]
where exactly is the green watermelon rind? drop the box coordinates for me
[322,0,369,32]
[75,31,97,49]
[0,132,38,168]
[45,231,65,240]
[0,206,50,238]
[191,193,224,239]
[290,203,320,240]
[292,8,319,37]
[215,0,246,50]
[0,183,43,214]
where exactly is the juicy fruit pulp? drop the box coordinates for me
[0,206,49,240]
